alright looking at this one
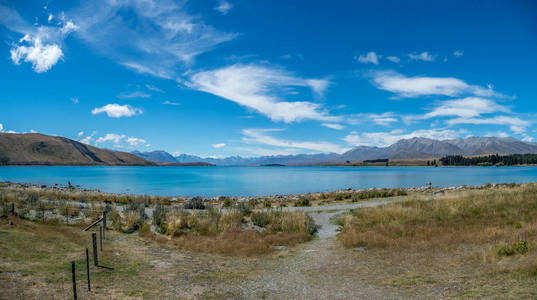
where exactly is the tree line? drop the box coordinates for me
[440,154,537,166]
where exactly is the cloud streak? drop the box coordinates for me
[70,0,236,78]
[186,64,338,123]
[370,71,508,98]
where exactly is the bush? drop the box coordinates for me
[294,197,311,207]
[220,197,235,208]
[236,201,251,216]
[184,197,205,209]
[513,240,529,254]
[123,211,143,233]
[497,245,515,257]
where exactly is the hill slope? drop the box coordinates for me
[0,133,152,165]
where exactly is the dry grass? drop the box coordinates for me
[338,183,537,287]
[152,209,317,256]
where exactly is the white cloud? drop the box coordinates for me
[162,100,181,106]
[117,91,151,99]
[48,14,53,22]
[71,97,79,104]
[348,112,398,127]
[91,104,143,118]
[343,128,464,147]
[215,1,233,15]
[446,116,529,128]
[79,131,96,145]
[125,137,146,146]
[187,64,338,123]
[93,133,147,148]
[0,123,3,131]
[212,143,226,149]
[423,97,510,119]
[321,123,345,130]
[453,50,464,57]
[370,70,507,98]
[71,0,236,78]
[357,52,380,65]
[408,51,435,62]
[386,56,400,63]
[242,128,348,153]
[10,36,63,73]
[1,5,78,73]
[78,131,84,137]
[96,133,126,144]
[145,84,164,93]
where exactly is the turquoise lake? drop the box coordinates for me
[1,166,537,197]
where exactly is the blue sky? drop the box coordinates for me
[1,0,536,157]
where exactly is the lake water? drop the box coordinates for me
[1,166,537,197]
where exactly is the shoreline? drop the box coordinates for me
[0,180,528,203]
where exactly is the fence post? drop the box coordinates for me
[71,261,77,300]
[102,212,107,239]
[99,225,103,251]
[11,203,14,215]
[92,233,98,266]
[85,248,91,292]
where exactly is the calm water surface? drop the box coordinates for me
[1,166,537,197]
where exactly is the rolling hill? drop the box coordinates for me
[0,133,152,165]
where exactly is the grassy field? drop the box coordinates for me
[337,183,537,297]
[2,183,537,298]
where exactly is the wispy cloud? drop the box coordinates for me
[242,128,348,153]
[212,143,226,149]
[343,128,465,147]
[422,97,510,119]
[186,64,338,123]
[145,84,164,93]
[70,0,237,78]
[407,51,435,62]
[214,1,233,15]
[370,70,508,98]
[348,112,398,126]
[385,56,400,63]
[453,50,464,57]
[117,91,151,99]
[162,100,181,106]
[321,123,345,130]
[356,52,380,65]
[91,104,143,118]
[71,97,79,104]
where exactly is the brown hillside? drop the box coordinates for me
[0,133,153,166]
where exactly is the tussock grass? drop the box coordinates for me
[338,183,537,282]
[150,209,317,256]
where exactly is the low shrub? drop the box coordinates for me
[184,197,205,209]
[294,197,311,207]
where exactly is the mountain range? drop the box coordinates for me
[133,137,537,166]
[1,133,536,166]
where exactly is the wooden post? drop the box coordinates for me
[92,233,98,266]
[99,226,103,251]
[102,212,106,239]
[71,261,77,300]
[85,248,91,292]
[10,203,14,215]
[66,206,69,225]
